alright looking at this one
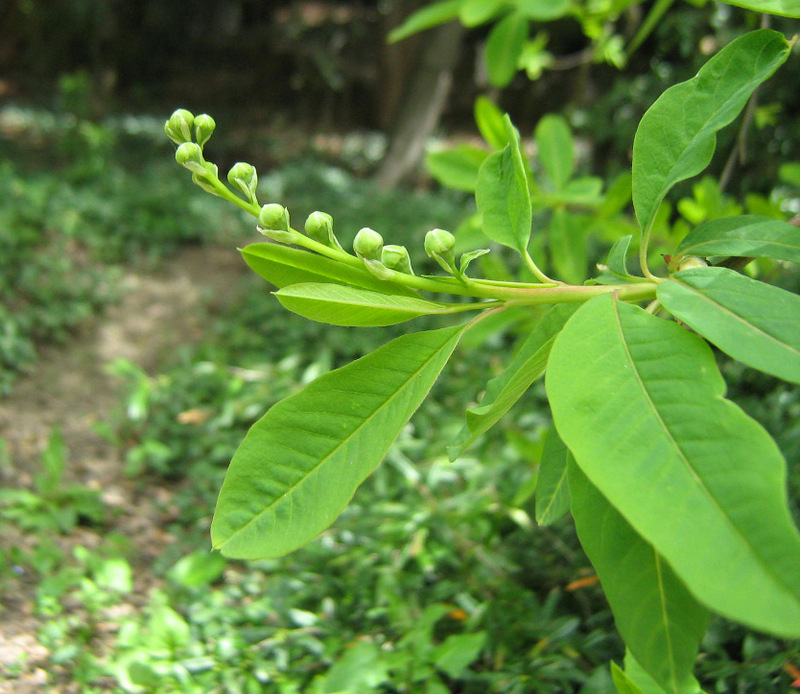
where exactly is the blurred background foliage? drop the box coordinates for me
[1,1,800,691]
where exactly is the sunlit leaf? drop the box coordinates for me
[546,294,800,637]
[388,0,462,43]
[673,215,800,264]
[570,464,709,693]
[275,283,475,327]
[535,114,574,191]
[212,325,466,559]
[632,30,789,233]
[476,116,532,255]
[484,12,528,87]
[657,266,800,384]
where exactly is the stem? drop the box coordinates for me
[638,219,659,281]
[523,249,560,285]
[504,281,658,306]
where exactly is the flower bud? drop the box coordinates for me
[676,255,708,272]
[381,244,414,275]
[424,228,456,273]
[304,211,342,250]
[165,109,195,145]
[175,142,207,176]
[228,162,258,204]
[353,227,384,261]
[194,114,216,149]
[259,203,291,232]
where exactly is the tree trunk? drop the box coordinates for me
[375,21,464,189]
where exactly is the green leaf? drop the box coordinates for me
[274,283,474,327]
[432,631,487,678]
[425,144,489,191]
[535,427,571,525]
[484,12,528,87]
[324,641,389,692]
[720,0,800,17]
[241,243,416,296]
[516,0,572,22]
[474,96,510,150]
[549,209,589,285]
[546,294,800,637]
[570,463,709,693]
[388,0,463,43]
[611,662,646,694]
[449,304,578,459]
[516,0,572,20]
[556,177,604,206]
[623,651,702,694]
[459,0,509,26]
[211,325,466,559]
[535,114,574,191]
[476,116,532,255]
[632,30,790,234]
[673,215,800,264]
[657,266,800,384]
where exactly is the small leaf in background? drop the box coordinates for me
[168,550,226,589]
[211,325,465,559]
[549,209,589,285]
[657,266,800,384]
[484,12,528,87]
[516,0,571,20]
[387,0,462,43]
[570,463,709,692]
[673,215,800,264]
[535,426,571,526]
[547,293,800,637]
[274,283,467,327]
[632,30,789,233]
[433,631,487,678]
[459,0,508,26]
[425,144,488,191]
[721,1,800,17]
[474,96,510,150]
[324,640,389,693]
[241,243,417,296]
[476,116,532,256]
[535,114,574,191]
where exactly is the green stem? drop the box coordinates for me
[638,219,659,281]
[523,249,560,285]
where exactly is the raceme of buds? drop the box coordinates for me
[353,227,384,261]
[259,203,291,232]
[228,162,258,204]
[305,211,343,250]
[194,114,216,149]
[165,109,195,145]
[175,142,208,176]
[424,228,457,273]
[381,244,414,275]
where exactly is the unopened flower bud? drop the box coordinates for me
[165,109,195,145]
[194,114,216,149]
[175,142,207,175]
[259,203,291,232]
[676,255,708,272]
[424,228,457,273]
[305,211,342,250]
[381,244,414,275]
[353,227,384,261]
[228,162,258,204]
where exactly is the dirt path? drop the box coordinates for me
[0,243,248,692]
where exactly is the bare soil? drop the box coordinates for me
[0,244,248,692]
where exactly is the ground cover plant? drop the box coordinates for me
[167,7,800,691]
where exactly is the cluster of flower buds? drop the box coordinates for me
[166,108,261,208]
